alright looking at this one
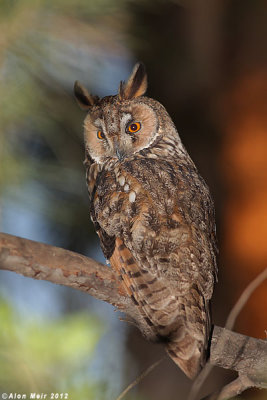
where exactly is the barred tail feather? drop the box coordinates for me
[166,334,204,379]
[166,290,211,379]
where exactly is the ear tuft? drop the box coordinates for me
[74,81,98,110]
[118,62,147,100]
[118,80,125,101]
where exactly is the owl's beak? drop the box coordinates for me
[114,142,125,161]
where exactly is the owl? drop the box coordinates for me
[74,63,217,379]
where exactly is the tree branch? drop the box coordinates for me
[211,326,267,387]
[201,375,256,400]
[0,232,128,309]
[0,232,266,399]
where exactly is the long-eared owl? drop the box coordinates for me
[74,63,217,379]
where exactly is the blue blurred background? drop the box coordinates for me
[1,1,267,399]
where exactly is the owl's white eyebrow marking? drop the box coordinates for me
[94,118,103,128]
[94,117,109,139]
[121,113,132,129]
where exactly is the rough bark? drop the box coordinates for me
[0,232,266,399]
[0,232,140,323]
[211,326,267,385]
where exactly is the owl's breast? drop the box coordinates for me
[92,156,197,236]
[90,156,216,297]
[93,157,191,251]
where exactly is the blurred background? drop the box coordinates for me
[0,0,267,399]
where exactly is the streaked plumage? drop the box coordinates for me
[74,63,217,378]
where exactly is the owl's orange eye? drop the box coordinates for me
[127,122,141,134]
[97,130,105,140]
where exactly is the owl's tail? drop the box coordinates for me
[166,331,205,379]
[165,289,211,379]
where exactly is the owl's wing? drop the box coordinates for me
[109,235,208,379]
[85,157,115,259]
[109,236,173,341]
[121,157,218,288]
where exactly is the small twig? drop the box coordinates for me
[202,374,256,400]
[216,375,255,400]
[115,357,166,400]
[225,268,267,331]
[187,361,213,400]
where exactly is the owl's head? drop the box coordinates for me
[74,63,177,164]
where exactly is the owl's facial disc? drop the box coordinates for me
[84,102,159,163]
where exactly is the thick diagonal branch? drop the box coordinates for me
[0,232,267,393]
[0,232,129,310]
